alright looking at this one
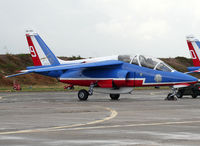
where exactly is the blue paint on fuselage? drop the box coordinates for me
[61,62,197,84]
[33,61,197,84]
[122,63,197,84]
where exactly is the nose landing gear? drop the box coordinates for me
[166,87,178,101]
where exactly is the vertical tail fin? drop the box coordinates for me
[26,30,60,66]
[186,35,200,66]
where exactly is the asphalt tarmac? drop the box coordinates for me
[0,90,200,146]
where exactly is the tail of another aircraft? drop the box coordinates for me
[26,30,60,66]
[186,35,200,66]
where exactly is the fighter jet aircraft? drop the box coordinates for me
[5,31,198,101]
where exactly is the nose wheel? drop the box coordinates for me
[166,93,177,100]
[166,88,178,101]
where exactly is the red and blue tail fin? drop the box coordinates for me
[26,30,60,66]
[186,35,200,66]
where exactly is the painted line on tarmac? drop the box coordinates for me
[0,93,54,100]
[150,91,164,95]
[0,107,118,135]
[65,120,200,131]
[0,94,21,100]
[0,94,17,100]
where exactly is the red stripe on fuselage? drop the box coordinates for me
[59,79,197,87]
[26,34,42,66]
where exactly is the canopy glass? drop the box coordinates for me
[118,55,174,72]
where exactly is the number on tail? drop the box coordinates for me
[29,46,37,57]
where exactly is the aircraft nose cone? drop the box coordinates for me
[174,71,198,84]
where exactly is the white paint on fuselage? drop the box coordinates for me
[58,55,118,64]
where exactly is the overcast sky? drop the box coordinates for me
[0,0,200,58]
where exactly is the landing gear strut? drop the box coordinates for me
[166,87,178,101]
[88,84,95,95]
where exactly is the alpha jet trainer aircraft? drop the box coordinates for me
[6,31,198,101]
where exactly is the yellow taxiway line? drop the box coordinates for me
[69,120,200,131]
[0,107,118,135]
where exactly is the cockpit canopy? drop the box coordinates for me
[118,55,174,72]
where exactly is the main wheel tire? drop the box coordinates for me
[110,94,120,100]
[176,91,183,98]
[78,89,89,101]
[192,92,198,98]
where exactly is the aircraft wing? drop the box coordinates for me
[5,60,123,78]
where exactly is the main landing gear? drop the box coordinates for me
[78,89,89,101]
[110,94,120,100]
[166,87,178,101]
[77,84,121,101]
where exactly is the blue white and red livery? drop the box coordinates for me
[6,31,198,100]
[186,35,200,73]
